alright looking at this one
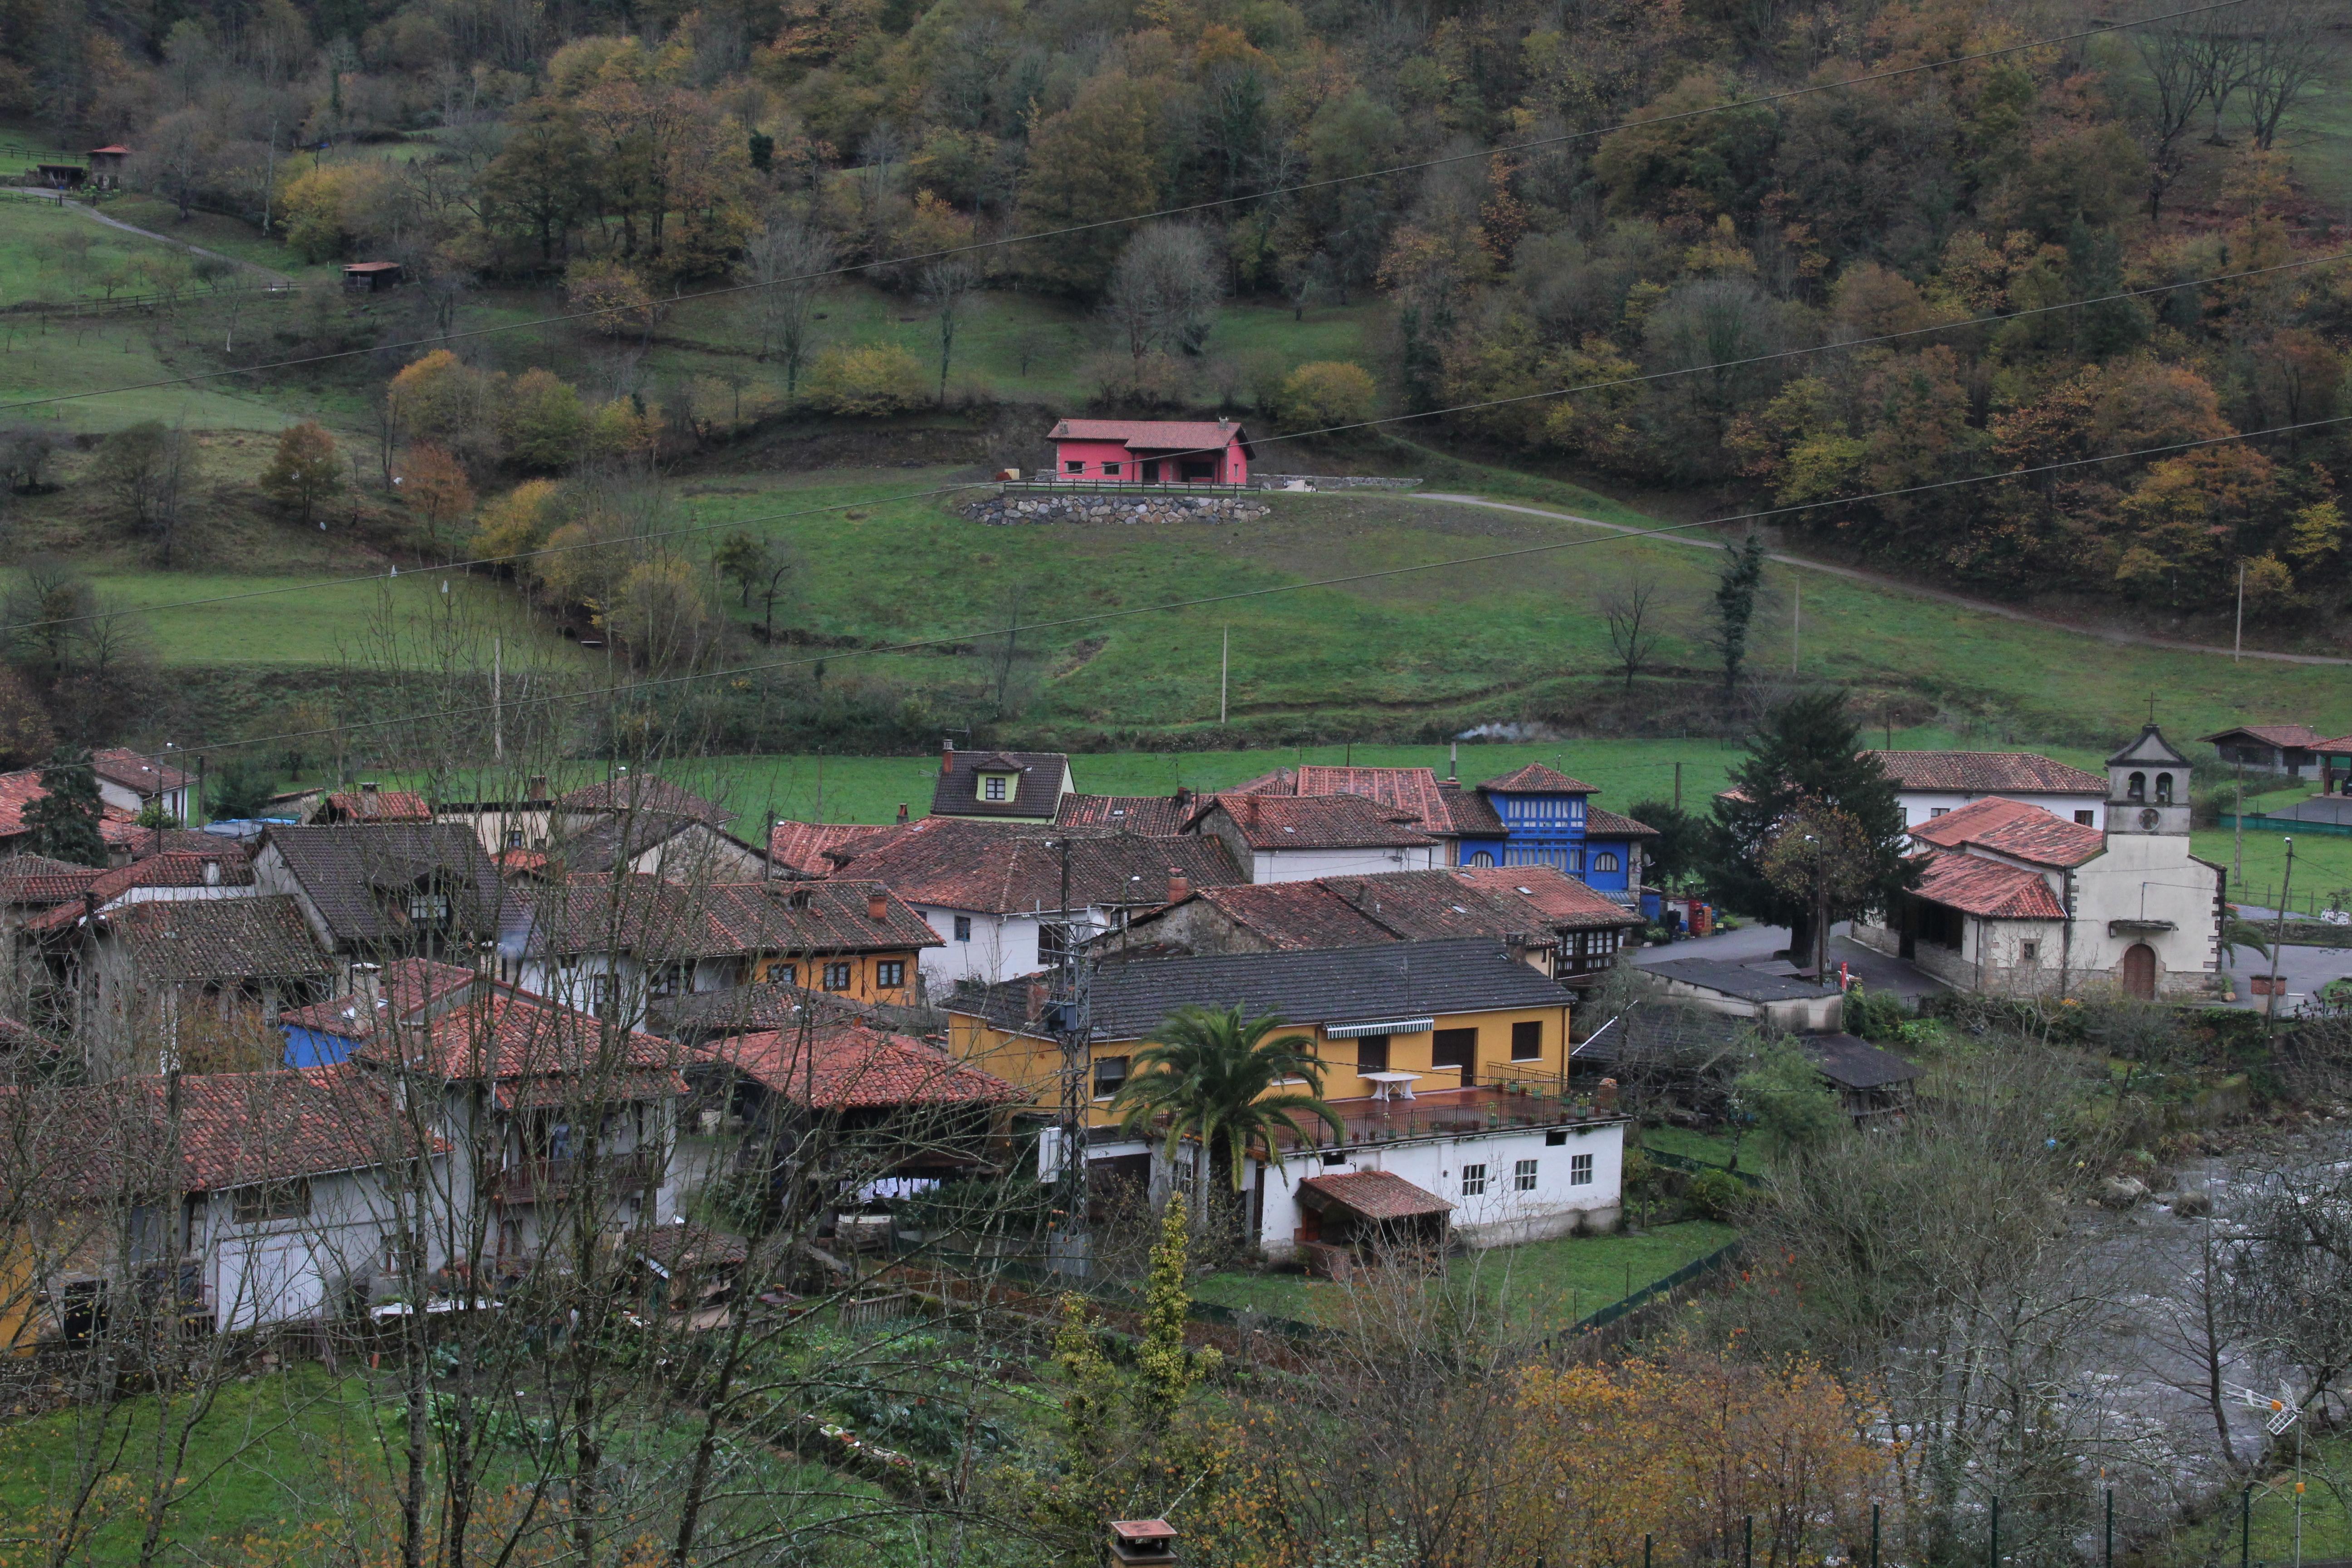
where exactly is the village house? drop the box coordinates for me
[89,749,196,824]
[0,769,154,864]
[509,875,938,1024]
[929,741,1074,824]
[1642,959,1847,1031]
[1848,725,2225,999]
[949,938,1617,1255]
[2198,724,2325,779]
[312,783,434,824]
[1186,792,1441,882]
[1220,761,1657,899]
[3,1066,435,1346]
[1862,750,2110,829]
[829,817,1240,988]
[1047,417,1253,485]
[251,824,511,971]
[1099,865,1641,985]
[767,819,907,877]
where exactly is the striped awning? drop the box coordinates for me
[1323,1018,1433,1039]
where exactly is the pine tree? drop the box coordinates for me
[1708,691,1914,961]
[24,749,107,867]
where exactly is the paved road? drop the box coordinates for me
[1416,492,2352,669]
[1631,920,1948,1002]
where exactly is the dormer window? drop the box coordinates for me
[979,774,1012,803]
[2127,772,2146,802]
[2155,773,2173,804]
[405,886,452,927]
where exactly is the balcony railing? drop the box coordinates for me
[491,1152,655,1205]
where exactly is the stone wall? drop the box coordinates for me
[1254,473,1423,490]
[963,492,1270,525]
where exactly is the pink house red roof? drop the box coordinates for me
[1048,419,1254,455]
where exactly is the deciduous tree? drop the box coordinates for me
[256,419,340,526]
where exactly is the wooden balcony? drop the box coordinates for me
[490,1152,655,1205]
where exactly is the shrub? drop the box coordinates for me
[806,343,929,417]
[1277,360,1378,429]
[1842,983,1910,1043]
[1685,1167,1747,1222]
[495,368,588,471]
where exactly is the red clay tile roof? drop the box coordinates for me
[1437,782,1505,835]
[90,748,193,796]
[279,956,480,1037]
[519,875,941,962]
[354,981,685,1093]
[705,1021,1023,1109]
[1447,865,1644,929]
[1222,767,1298,796]
[1189,882,1400,949]
[1911,796,2105,867]
[1911,853,2067,919]
[1864,750,2106,795]
[1586,807,1658,839]
[558,778,730,823]
[0,769,141,844]
[1478,762,1599,794]
[19,849,253,931]
[1054,794,1191,835]
[102,896,336,981]
[2198,724,2325,750]
[768,820,904,876]
[1048,418,1251,454]
[837,818,1237,912]
[1203,793,1435,851]
[323,789,434,822]
[0,853,100,906]
[1295,766,1454,829]
[1298,1168,1452,1221]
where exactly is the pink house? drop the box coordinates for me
[1046,418,1254,485]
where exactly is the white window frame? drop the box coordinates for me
[1570,1153,1594,1186]
[1460,1163,1487,1197]
[1513,1158,1538,1192]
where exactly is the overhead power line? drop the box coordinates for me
[7,245,2337,637]
[170,410,2352,762]
[0,0,2249,416]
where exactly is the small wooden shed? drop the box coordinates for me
[342,260,404,292]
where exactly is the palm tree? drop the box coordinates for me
[1110,1005,1346,1220]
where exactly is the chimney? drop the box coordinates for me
[1449,740,1458,782]
[360,780,380,795]
[528,774,549,800]
[352,962,383,1018]
[867,890,889,922]
[896,802,909,824]
[1109,1521,1178,1568]
[1595,1078,1619,1113]
[1026,978,1049,1022]
[202,858,220,887]
[941,737,956,776]
[1166,868,1190,902]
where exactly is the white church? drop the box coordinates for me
[1851,726,2225,1000]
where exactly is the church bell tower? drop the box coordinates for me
[2105,724,2192,837]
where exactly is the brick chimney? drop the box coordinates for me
[940,737,956,776]
[1026,978,1049,1021]
[1166,867,1190,902]
[528,774,549,800]
[867,890,889,922]
[896,802,909,824]
[1595,1077,1619,1113]
[360,780,380,795]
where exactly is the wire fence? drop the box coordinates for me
[3,281,299,318]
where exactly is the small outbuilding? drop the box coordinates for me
[1047,418,1252,485]
[35,164,87,190]
[87,146,128,187]
[1293,1168,1453,1278]
[1644,958,1847,1031]
[1798,1032,1921,1124]
[342,260,404,292]
[2198,724,2323,779]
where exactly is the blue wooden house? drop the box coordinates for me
[1445,764,1655,898]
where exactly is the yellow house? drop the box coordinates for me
[946,937,1577,1128]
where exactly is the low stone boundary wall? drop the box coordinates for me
[965,492,1269,525]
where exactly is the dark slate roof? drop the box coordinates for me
[929,748,1068,820]
[108,896,335,982]
[1574,1002,1749,1068]
[262,824,508,946]
[1054,793,1191,835]
[959,938,1570,1041]
[1647,959,1836,1004]
[2106,724,2190,768]
[1863,750,2106,795]
[1800,1032,1922,1091]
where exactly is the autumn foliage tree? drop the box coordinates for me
[397,445,475,556]
[258,420,342,526]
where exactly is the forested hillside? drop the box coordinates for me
[2,0,2346,624]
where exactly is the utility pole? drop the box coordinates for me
[2267,836,2295,1031]
[1047,836,1093,1278]
[2234,767,2245,889]
[492,634,503,764]
[1792,580,1800,676]
[1673,760,1682,812]
[2236,561,2246,662]
[1219,625,1229,726]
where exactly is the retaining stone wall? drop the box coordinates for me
[964,492,1270,525]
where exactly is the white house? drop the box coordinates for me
[1641,958,1847,1031]
[830,818,1241,988]
[1187,792,1441,883]
[90,748,196,824]
[1851,725,2223,999]
[1864,750,2109,830]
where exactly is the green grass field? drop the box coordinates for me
[1191,1220,1738,1330]
[93,570,597,668]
